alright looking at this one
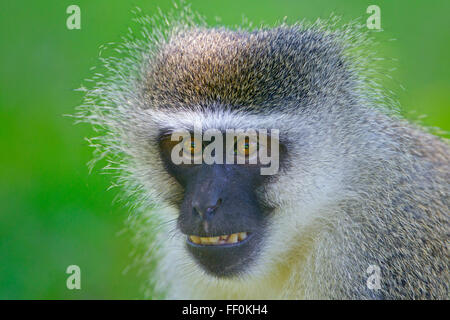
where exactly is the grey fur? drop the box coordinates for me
[76,8,449,299]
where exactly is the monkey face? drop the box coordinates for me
[158,130,279,277]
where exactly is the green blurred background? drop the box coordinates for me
[0,0,448,299]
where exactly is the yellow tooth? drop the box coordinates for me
[200,237,210,244]
[228,233,238,243]
[238,232,247,241]
[192,234,247,245]
[209,236,219,244]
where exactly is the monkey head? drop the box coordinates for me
[157,122,285,276]
[81,26,360,281]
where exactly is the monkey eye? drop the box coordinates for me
[159,133,204,164]
[234,137,259,159]
[160,134,181,154]
[182,136,203,161]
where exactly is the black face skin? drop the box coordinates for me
[158,131,278,277]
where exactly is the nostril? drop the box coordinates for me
[205,198,222,216]
[193,206,203,218]
[192,198,223,219]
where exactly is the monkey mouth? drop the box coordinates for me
[185,230,259,277]
[187,232,250,246]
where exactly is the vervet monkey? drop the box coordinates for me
[78,10,449,299]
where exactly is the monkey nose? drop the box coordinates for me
[193,198,222,220]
